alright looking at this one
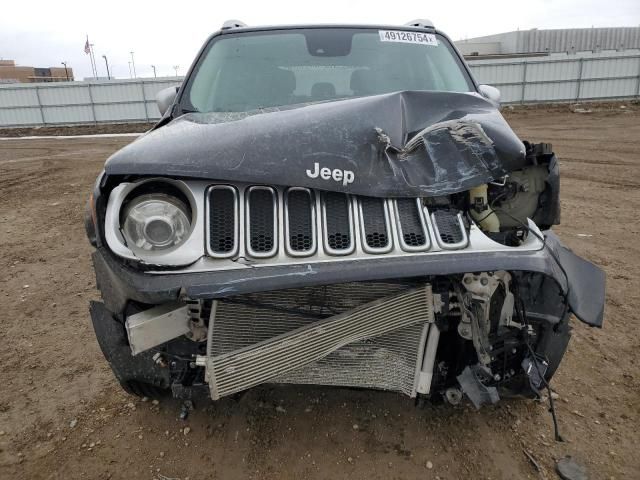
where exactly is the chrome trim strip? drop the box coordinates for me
[150,219,545,274]
[321,192,355,256]
[358,197,393,254]
[245,186,278,258]
[394,198,431,252]
[431,211,469,250]
[284,187,317,257]
[205,185,239,258]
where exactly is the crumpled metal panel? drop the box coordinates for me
[104,90,526,198]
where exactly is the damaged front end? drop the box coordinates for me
[88,130,603,407]
[87,83,604,407]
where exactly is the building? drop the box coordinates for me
[456,27,640,57]
[0,60,74,84]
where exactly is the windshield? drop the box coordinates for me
[183,28,474,113]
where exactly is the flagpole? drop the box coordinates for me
[90,44,98,78]
[86,35,96,78]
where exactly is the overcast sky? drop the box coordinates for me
[1,0,639,79]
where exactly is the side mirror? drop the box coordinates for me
[156,86,179,116]
[478,84,501,105]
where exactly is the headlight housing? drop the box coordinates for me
[104,178,207,267]
[121,193,192,253]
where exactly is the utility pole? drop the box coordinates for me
[151,65,157,78]
[128,61,132,78]
[102,55,111,80]
[173,65,179,77]
[61,61,69,81]
[130,51,137,78]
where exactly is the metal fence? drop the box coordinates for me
[1,52,639,127]
[0,77,182,127]
[468,52,640,104]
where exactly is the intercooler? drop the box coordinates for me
[197,282,437,400]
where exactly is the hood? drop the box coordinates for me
[105,90,526,197]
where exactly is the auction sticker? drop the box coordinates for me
[378,30,438,46]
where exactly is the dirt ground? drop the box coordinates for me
[0,106,639,480]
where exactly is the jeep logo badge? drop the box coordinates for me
[306,162,355,186]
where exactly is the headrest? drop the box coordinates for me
[271,67,296,94]
[350,69,375,95]
[310,82,336,99]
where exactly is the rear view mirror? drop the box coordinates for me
[478,84,501,105]
[156,86,179,116]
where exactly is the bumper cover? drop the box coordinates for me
[93,231,604,327]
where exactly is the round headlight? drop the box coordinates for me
[121,193,191,252]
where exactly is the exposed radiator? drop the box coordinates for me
[198,282,436,400]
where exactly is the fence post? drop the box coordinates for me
[86,83,98,124]
[520,61,528,104]
[34,86,46,125]
[636,57,640,98]
[139,80,149,121]
[576,58,584,101]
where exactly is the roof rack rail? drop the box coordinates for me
[222,19,247,30]
[404,19,435,29]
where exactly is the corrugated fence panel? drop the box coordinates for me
[469,63,524,84]
[526,59,581,82]
[42,105,94,124]
[0,107,42,125]
[0,87,40,107]
[580,78,638,99]
[38,85,91,105]
[525,81,579,102]
[582,57,640,78]
[94,103,147,122]
[90,82,144,103]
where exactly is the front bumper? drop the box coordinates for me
[93,230,604,327]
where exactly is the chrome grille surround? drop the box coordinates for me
[393,198,431,252]
[322,191,355,255]
[245,186,278,258]
[431,210,469,249]
[206,185,239,258]
[284,187,317,257]
[358,196,393,254]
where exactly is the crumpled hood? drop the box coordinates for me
[105,90,526,197]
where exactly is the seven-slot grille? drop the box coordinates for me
[206,184,468,259]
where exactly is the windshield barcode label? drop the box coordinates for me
[378,30,438,46]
